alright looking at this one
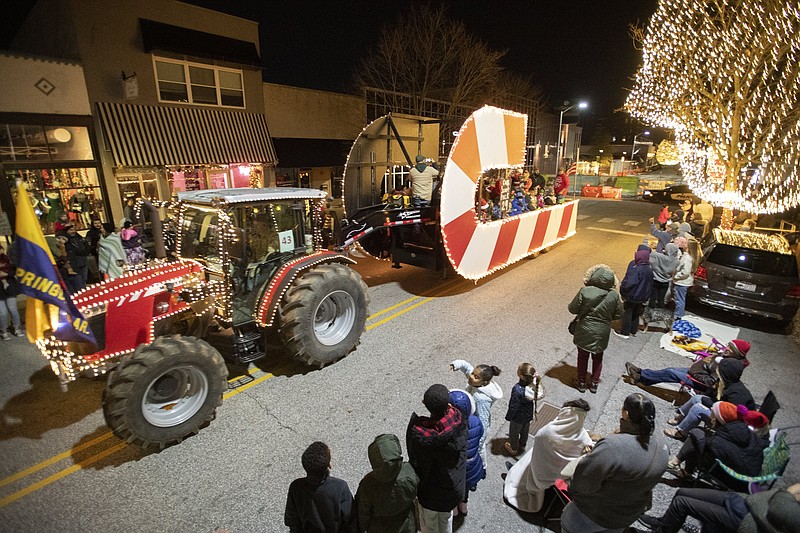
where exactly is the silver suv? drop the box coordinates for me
[689,229,800,325]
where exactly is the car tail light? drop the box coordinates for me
[694,265,707,281]
[787,285,800,299]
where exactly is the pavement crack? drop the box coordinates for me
[240,389,297,433]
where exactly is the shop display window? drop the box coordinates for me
[5,167,107,234]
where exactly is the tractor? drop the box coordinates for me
[39,187,369,450]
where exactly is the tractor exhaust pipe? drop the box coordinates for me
[139,200,166,259]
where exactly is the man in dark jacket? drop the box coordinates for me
[354,434,418,533]
[616,248,654,339]
[285,441,354,533]
[406,384,467,533]
[62,224,90,292]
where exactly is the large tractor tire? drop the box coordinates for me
[102,336,228,451]
[279,263,369,367]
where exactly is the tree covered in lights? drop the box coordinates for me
[626,0,800,224]
[656,140,679,166]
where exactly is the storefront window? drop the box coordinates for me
[169,169,207,194]
[5,167,107,233]
[1,125,93,162]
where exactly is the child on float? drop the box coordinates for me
[504,363,545,456]
[449,389,484,517]
[450,360,502,469]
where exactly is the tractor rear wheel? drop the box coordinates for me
[279,263,369,367]
[102,336,227,450]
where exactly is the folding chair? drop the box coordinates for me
[758,391,780,423]
[695,431,790,493]
[542,478,571,522]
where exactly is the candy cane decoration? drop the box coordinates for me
[440,106,578,280]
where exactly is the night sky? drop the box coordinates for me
[2,0,659,121]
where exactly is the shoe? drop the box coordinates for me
[625,362,642,384]
[667,415,684,426]
[637,514,662,530]
[13,327,25,337]
[630,332,637,337]
[0,332,10,341]
[589,382,598,394]
[458,502,468,515]
[664,428,687,440]
[573,379,587,393]
[666,460,687,479]
[504,442,519,456]
[613,330,629,339]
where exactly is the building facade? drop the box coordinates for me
[9,0,277,227]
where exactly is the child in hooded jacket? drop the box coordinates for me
[449,389,484,517]
[504,363,545,456]
[450,360,502,470]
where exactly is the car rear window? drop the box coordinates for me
[707,244,798,277]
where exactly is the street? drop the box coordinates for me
[1,198,798,533]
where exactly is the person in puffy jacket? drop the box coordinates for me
[450,360,502,468]
[568,264,624,394]
[448,389,484,517]
[649,242,679,308]
[616,248,654,338]
[354,434,418,533]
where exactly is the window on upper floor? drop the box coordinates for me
[153,57,245,108]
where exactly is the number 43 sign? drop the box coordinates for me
[278,230,295,253]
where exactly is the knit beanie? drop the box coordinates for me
[736,404,770,429]
[728,339,751,358]
[712,401,738,424]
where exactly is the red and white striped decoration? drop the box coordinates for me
[440,106,579,280]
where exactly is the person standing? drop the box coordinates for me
[409,155,440,207]
[503,363,544,456]
[284,441,355,533]
[648,243,679,308]
[615,249,654,339]
[97,223,126,280]
[450,360,502,467]
[531,167,546,195]
[448,389,483,517]
[554,168,569,203]
[0,244,24,339]
[561,393,669,533]
[672,236,694,320]
[406,384,467,533]
[353,434,418,533]
[568,264,624,394]
[63,224,89,290]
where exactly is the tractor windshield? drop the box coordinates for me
[179,205,224,272]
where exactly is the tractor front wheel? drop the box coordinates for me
[279,263,369,367]
[102,336,227,450]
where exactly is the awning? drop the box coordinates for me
[140,19,262,67]
[272,138,352,168]
[96,102,277,167]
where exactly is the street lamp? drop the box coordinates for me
[556,100,588,168]
[631,130,651,168]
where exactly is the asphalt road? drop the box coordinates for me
[1,198,798,532]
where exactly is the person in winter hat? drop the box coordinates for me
[568,264,624,394]
[354,434,418,533]
[672,236,694,320]
[450,360,502,469]
[649,242,680,307]
[616,248,654,338]
[664,358,756,441]
[406,384,467,533]
[448,389,483,517]
[648,217,675,253]
[504,399,593,513]
[409,154,439,207]
[504,363,545,456]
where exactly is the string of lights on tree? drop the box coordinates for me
[625,0,800,216]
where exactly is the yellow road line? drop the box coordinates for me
[1,279,462,505]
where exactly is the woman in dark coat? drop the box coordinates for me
[568,264,624,394]
[617,249,654,338]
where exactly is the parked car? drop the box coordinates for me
[689,228,800,325]
[641,183,701,204]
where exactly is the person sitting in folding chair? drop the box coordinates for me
[635,483,800,533]
[665,401,769,492]
[624,339,750,392]
[663,358,756,441]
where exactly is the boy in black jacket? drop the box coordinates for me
[285,441,354,533]
[406,384,467,533]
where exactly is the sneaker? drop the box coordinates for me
[625,362,642,384]
[637,514,662,530]
[0,332,10,341]
[664,427,687,440]
[666,461,687,479]
[667,415,684,426]
[573,379,587,393]
[503,442,519,456]
[13,327,25,337]
[589,382,598,394]
[613,330,629,339]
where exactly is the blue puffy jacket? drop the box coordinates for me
[449,390,485,491]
